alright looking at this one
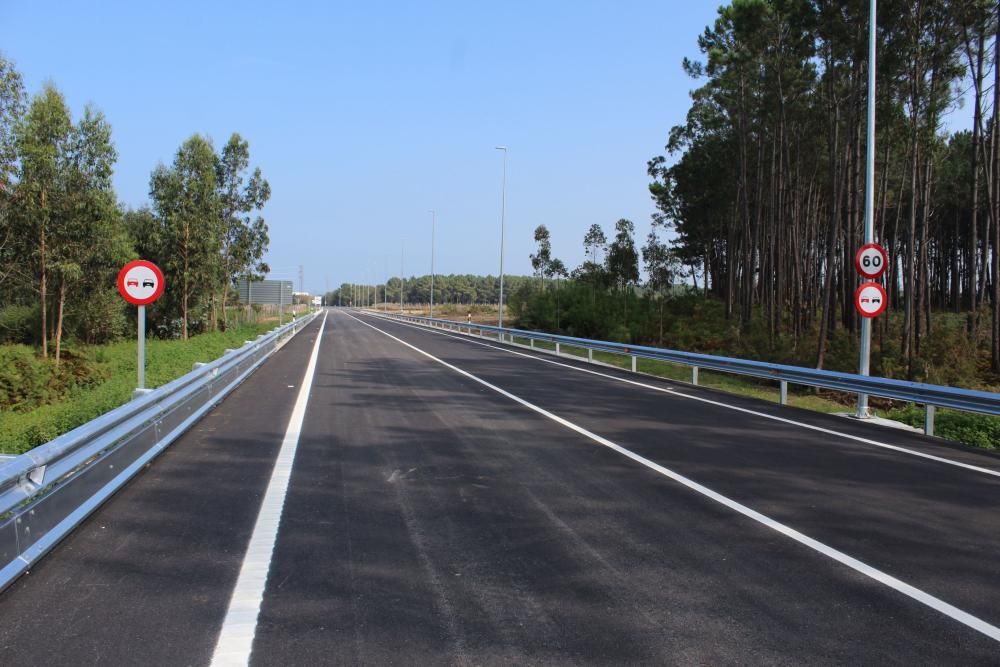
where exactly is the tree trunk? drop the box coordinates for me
[991,6,1000,371]
[817,80,841,370]
[54,278,66,366]
[39,189,48,358]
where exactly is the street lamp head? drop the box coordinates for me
[495,146,507,151]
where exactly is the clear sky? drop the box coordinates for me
[3,1,722,294]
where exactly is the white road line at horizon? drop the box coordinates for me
[358,311,1000,480]
[342,309,1000,644]
[210,312,328,666]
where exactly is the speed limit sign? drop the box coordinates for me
[855,243,888,279]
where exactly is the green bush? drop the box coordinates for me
[0,304,39,344]
[0,346,53,410]
[67,288,130,344]
[889,404,1000,450]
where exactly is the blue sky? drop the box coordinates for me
[4,1,723,293]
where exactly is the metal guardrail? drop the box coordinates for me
[0,310,321,592]
[375,311,1000,436]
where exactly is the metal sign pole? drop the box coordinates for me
[857,0,877,418]
[137,305,146,390]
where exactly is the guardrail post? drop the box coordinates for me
[530,339,535,349]
[780,380,788,405]
[555,342,561,355]
[692,366,699,386]
[131,388,153,401]
[588,348,593,363]
[925,405,935,436]
[193,362,207,371]
[631,355,637,373]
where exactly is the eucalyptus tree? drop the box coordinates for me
[150,135,222,339]
[530,224,552,286]
[216,133,270,329]
[583,223,606,265]
[0,55,25,292]
[606,219,639,293]
[643,222,675,344]
[50,106,121,362]
[11,83,72,357]
[606,218,639,334]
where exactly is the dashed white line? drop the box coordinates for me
[362,311,1000,479]
[210,312,327,666]
[343,309,1000,644]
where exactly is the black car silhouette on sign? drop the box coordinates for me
[142,279,155,288]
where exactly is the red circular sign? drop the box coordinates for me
[855,243,888,279]
[117,260,165,306]
[854,281,887,318]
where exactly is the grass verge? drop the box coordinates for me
[510,336,998,450]
[0,320,282,455]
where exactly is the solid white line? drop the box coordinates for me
[343,310,1000,643]
[210,312,328,666]
[363,312,1000,479]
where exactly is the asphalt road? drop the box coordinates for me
[1,308,999,665]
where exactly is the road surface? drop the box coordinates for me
[0,308,998,665]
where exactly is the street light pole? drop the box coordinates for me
[857,0,877,419]
[429,209,436,318]
[495,146,507,329]
[400,242,404,313]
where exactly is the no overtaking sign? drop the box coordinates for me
[117,260,164,391]
[117,260,164,306]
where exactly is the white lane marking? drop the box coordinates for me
[211,312,328,666]
[362,312,1000,479]
[343,310,1000,643]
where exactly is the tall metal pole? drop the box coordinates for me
[857,0,877,418]
[429,209,436,318]
[400,243,404,313]
[495,146,507,328]
[384,257,389,313]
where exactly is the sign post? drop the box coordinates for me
[117,260,165,394]
[137,304,146,388]
[854,242,887,417]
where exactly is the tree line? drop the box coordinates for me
[0,55,271,358]
[647,0,999,373]
[326,274,534,307]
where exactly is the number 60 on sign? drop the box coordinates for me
[854,243,888,280]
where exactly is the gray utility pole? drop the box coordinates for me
[400,243,405,313]
[857,0,877,419]
[385,257,389,313]
[429,209,436,318]
[495,146,508,328]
